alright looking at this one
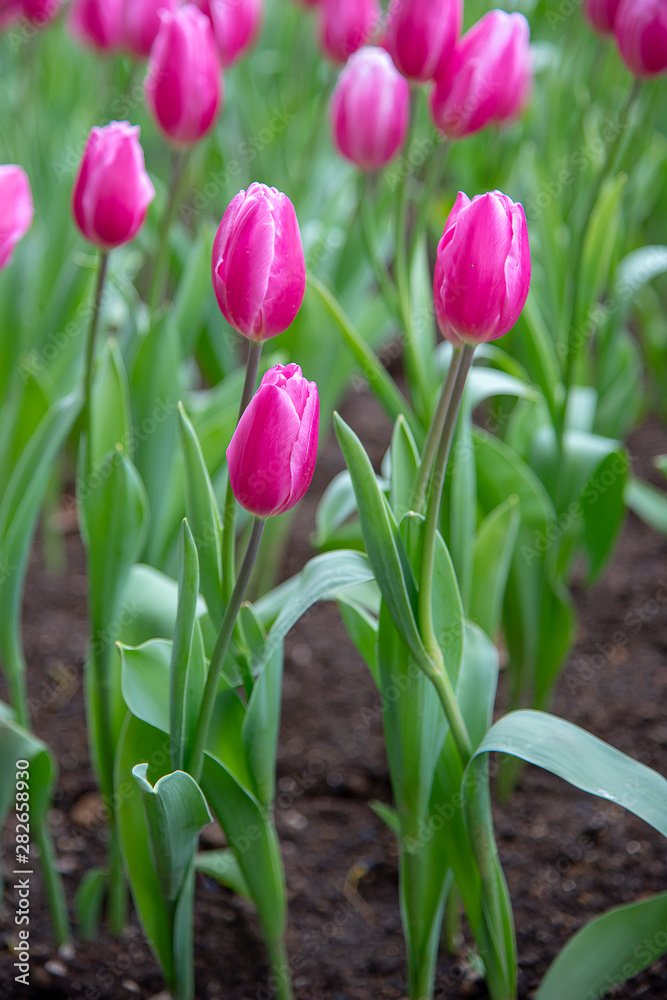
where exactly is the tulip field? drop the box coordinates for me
[1,0,667,997]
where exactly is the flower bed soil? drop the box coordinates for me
[2,390,667,1000]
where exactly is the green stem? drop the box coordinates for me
[148,149,189,316]
[412,346,462,512]
[266,935,295,1000]
[5,630,30,731]
[190,517,265,781]
[83,251,109,445]
[359,174,400,315]
[222,339,263,602]
[34,823,71,947]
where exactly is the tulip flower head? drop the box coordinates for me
[614,0,667,76]
[71,122,156,250]
[318,0,380,64]
[145,3,222,146]
[0,0,22,29]
[384,0,462,82]
[227,364,319,518]
[195,0,264,67]
[212,183,306,341]
[124,0,179,57]
[433,190,531,345]
[69,0,124,50]
[430,10,532,139]
[22,0,62,26]
[0,165,34,271]
[583,0,622,34]
[330,46,410,170]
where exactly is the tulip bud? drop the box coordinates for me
[193,0,263,67]
[430,10,531,139]
[318,0,380,64]
[614,0,667,77]
[71,122,155,250]
[384,0,462,82]
[330,46,410,170]
[0,165,34,271]
[212,183,306,341]
[22,0,62,26]
[582,0,622,34]
[227,364,319,518]
[144,4,222,146]
[434,190,531,345]
[69,0,124,50]
[124,0,178,58]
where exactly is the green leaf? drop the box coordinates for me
[89,339,132,466]
[614,245,667,325]
[313,469,386,550]
[537,892,667,1000]
[170,521,200,771]
[120,640,172,734]
[334,413,430,669]
[578,174,626,328]
[178,403,223,626]
[389,416,420,521]
[513,292,561,419]
[195,849,251,900]
[74,868,106,940]
[337,597,378,681]
[625,476,667,535]
[119,563,207,649]
[580,448,628,582]
[242,628,283,806]
[369,799,400,836]
[470,496,521,638]
[0,709,55,830]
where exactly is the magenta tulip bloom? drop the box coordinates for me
[145,4,222,146]
[199,0,264,67]
[583,0,622,34]
[212,183,306,341]
[0,166,34,271]
[430,11,531,139]
[124,0,178,57]
[0,0,21,28]
[227,364,319,518]
[614,0,667,77]
[318,0,379,64]
[21,0,62,25]
[71,122,155,250]
[434,191,531,345]
[69,0,124,50]
[330,46,410,171]
[384,0,462,82]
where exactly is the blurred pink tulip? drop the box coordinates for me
[193,0,263,67]
[583,0,622,34]
[614,0,667,76]
[434,190,531,345]
[430,10,531,139]
[212,182,306,341]
[69,0,124,50]
[145,3,222,145]
[384,0,462,82]
[0,0,23,29]
[71,122,155,250]
[124,0,179,57]
[330,46,410,170]
[318,0,379,63]
[0,165,34,271]
[227,364,319,518]
[22,0,62,26]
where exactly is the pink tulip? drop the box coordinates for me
[318,0,379,64]
[583,0,622,34]
[434,190,531,345]
[614,0,667,77]
[71,122,155,250]
[212,183,306,341]
[227,364,319,518]
[330,46,410,170]
[384,0,462,82]
[21,0,62,26]
[193,0,263,67]
[0,166,34,271]
[124,0,178,57]
[69,0,124,50]
[145,4,222,145]
[430,10,531,139]
[0,0,23,29]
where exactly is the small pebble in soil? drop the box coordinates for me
[44,960,67,977]
[58,943,75,960]
[627,839,641,854]
[291,644,312,667]
[285,810,308,831]
[562,879,576,892]
[122,981,141,994]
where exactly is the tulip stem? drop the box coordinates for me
[83,251,109,446]
[222,340,263,602]
[148,149,189,316]
[412,346,463,512]
[190,516,265,781]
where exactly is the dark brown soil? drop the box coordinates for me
[2,391,667,1000]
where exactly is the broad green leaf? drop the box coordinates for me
[580,449,628,582]
[120,563,207,650]
[578,174,626,329]
[178,403,223,626]
[614,245,667,325]
[0,709,55,830]
[534,577,576,710]
[512,292,561,419]
[242,626,283,806]
[389,416,420,521]
[537,892,667,1000]
[89,339,132,466]
[171,227,215,355]
[132,764,211,902]
[170,521,200,771]
[337,597,378,680]
[470,497,520,638]
[625,477,667,535]
[195,849,251,900]
[120,640,172,735]
[313,470,386,550]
